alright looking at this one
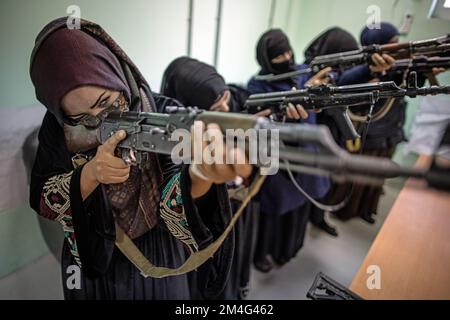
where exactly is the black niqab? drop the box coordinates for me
[256,29,296,75]
[304,27,359,64]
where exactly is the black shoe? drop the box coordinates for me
[254,257,274,273]
[317,221,339,237]
[273,257,290,267]
[362,215,376,224]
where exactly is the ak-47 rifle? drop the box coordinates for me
[310,34,450,72]
[244,77,450,142]
[384,56,450,86]
[61,107,450,191]
[390,56,450,75]
[255,35,450,83]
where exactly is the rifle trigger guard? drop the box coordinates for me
[122,148,137,166]
[126,120,143,135]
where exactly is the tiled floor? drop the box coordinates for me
[247,182,398,300]
[0,180,401,300]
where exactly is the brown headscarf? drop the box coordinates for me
[30,28,131,126]
[30,17,162,239]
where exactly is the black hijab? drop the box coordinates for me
[161,57,228,110]
[360,22,399,46]
[256,29,296,75]
[304,27,359,64]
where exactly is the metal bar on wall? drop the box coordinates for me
[213,0,223,67]
[268,0,277,28]
[285,0,293,32]
[187,0,194,56]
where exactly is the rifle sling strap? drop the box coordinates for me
[348,97,395,124]
[114,174,267,278]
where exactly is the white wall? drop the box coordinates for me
[0,0,190,106]
[0,0,281,108]
[216,0,273,85]
[190,0,218,65]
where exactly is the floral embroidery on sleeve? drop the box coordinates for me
[160,173,198,253]
[40,172,81,267]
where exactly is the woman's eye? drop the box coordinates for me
[69,114,84,120]
[99,96,111,108]
[68,115,87,122]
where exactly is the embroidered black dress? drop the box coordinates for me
[29,18,234,300]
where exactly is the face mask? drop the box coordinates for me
[271,59,296,74]
[63,92,128,129]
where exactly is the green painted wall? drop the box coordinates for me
[0,0,190,108]
[0,206,56,278]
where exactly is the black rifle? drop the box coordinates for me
[254,56,450,84]
[244,78,450,141]
[310,34,450,72]
[307,272,363,300]
[255,35,450,83]
[390,56,450,74]
[386,56,450,86]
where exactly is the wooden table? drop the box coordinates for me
[350,156,450,300]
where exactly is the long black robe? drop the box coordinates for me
[160,57,259,300]
[216,84,259,300]
[185,84,259,300]
[29,95,234,300]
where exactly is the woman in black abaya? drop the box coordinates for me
[161,57,257,299]
[29,18,251,300]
